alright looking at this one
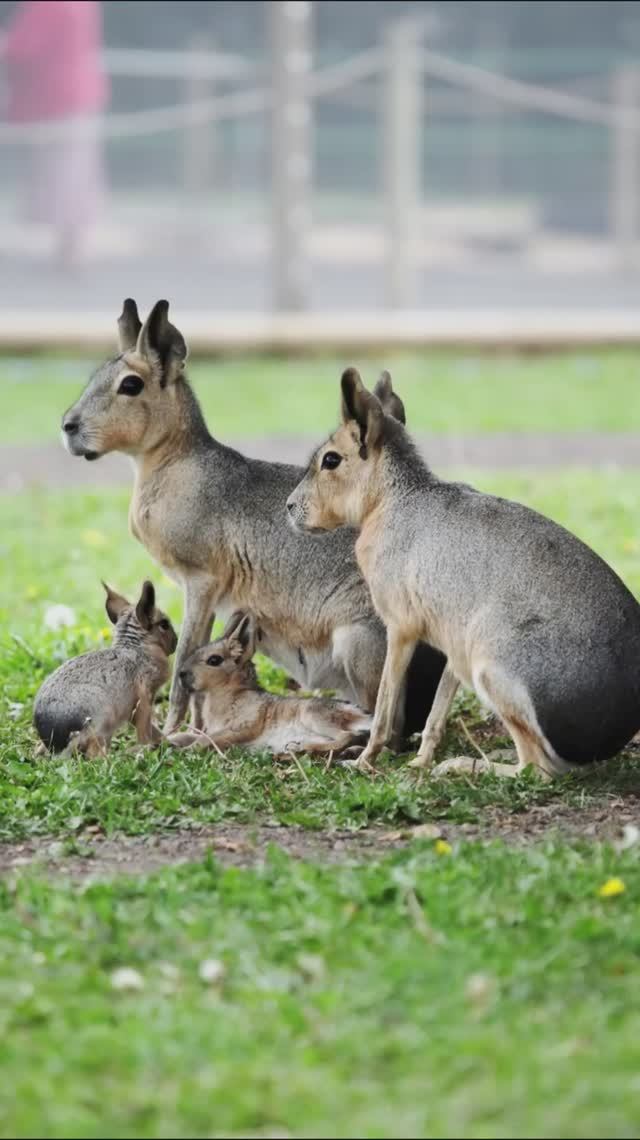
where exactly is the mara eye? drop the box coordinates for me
[117,374,144,397]
[158,619,170,631]
[206,654,223,667]
[321,451,342,471]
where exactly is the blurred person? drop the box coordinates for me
[0,0,108,269]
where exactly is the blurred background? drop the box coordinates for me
[1,0,639,335]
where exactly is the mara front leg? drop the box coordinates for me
[349,628,416,773]
[408,667,459,770]
[133,689,163,747]
[165,577,217,734]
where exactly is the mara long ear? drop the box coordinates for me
[135,580,156,631]
[102,581,131,624]
[220,610,247,641]
[136,300,188,387]
[117,298,142,352]
[228,613,256,665]
[340,367,384,456]
[373,370,406,425]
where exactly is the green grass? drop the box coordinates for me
[3,470,640,1138]
[1,471,640,844]
[1,844,640,1137]
[4,349,640,445]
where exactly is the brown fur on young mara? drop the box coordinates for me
[33,581,177,756]
[286,368,640,777]
[61,300,445,737]
[167,611,372,755]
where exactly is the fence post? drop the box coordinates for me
[611,65,640,270]
[270,0,312,312]
[182,34,216,203]
[382,18,422,309]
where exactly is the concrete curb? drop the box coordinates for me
[2,309,640,354]
[3,433,640,493]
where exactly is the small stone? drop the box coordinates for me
[110,967,144,991]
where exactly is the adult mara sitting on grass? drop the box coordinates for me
[286,367,640,777]
[60,299,445,736]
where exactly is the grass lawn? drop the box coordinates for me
[3,348,640,446]
[2,459,640,1134]
[1,844,639,1138]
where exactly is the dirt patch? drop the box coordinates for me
[1,798,639,881]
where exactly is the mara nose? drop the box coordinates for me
[286,499,295,514]
[62,417,80,435]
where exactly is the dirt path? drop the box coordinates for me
[2,795,638,881]
[3,432,640,493]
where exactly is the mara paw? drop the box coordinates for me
[431,754,493,778]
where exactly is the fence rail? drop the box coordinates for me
[1,7,639,310]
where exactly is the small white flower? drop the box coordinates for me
[198,958,225,985]
[110,967,144,991]
[44,604,76,632]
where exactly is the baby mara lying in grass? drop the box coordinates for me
[34,580,177,757]
[168,611,372,757]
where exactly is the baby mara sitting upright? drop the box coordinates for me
[34,580,177,756]
[168,611,372,756]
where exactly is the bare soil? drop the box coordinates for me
[1,794,638,882]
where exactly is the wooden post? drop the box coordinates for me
[182,34,216,202]
[383,19,422,309]
[611,66,640,270]
[270,0,312,312]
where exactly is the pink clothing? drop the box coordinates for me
[5,0,108,123]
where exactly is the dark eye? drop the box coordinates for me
[321,451,342,470]
[159,619,170,631]
[117,374,144,397]
[206,654,223,667]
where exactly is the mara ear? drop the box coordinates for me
[117,297,142,352]
[102,581,131,624]
[229,613,256,664]
[135,579,156,630]
[220,610,247,641]
[340,367,384,456]
[136,299,188,387]
[373,370,406,425]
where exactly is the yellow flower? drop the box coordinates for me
[598,877,625,898]
[24,584,40,600]
[81,529,107,548]
[98,627,111,640]
[435,839,452,856]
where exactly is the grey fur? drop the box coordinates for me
[61,302,444,735]
[287,370,640,775]
[33,580,178,755]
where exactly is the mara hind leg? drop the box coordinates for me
[432,720,556,781]
[332,621,387,714]
[62,726,109,758]
[272,732,361,761]
[432,663,559,781]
